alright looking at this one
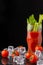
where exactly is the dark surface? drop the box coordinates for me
[0,1,43,64]
[0,56,36,65]
[0,0,43,50]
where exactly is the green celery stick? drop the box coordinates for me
[39,14,43,24]
[29,14,37,25]
[33,22,38,32]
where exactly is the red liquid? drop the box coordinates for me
[27,32,42,52]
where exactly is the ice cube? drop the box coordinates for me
[8,56,13,61]
[14,47,26,56]
[8,46,14,50]
[35,50,41,58]
[39,51,43,60]
[8,46,14,56]
[27,23,33,31]
[13,55,25,64]
[8,56,13,65]
[37,59,43,65]
[19,47,26,55]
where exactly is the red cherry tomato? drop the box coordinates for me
[30,54,38,63]
[1,50,9,58]
[25,52,32,59]
[11,53,15,58]
[12,50,19,56]
[35,46,42,51]
[14,50,19,56]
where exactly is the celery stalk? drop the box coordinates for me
[39,14,43,24]
[33,22,38,32]
[27,14,37,25]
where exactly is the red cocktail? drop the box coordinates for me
[27,31,42,52]
[26,14,42,53]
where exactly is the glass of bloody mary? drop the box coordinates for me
[27,14,42,53]
[27,31,42,52]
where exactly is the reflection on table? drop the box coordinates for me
[1,57,36,65]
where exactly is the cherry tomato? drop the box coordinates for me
[1,50,9,58]
[12,50,19,56]
[35,46,42,51]
[14,50,19,56]
[29,54,38,63]
[25,52,32,59]
[11,53,15,58]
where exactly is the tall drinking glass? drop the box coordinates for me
[27,23,42,53]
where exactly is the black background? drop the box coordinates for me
[0,0,43,50]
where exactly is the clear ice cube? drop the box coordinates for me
[13,55,25,64]
[8,46,14,56]
[14,47,26,56]
[8,56,13,61]
[19,47,26,55]
[39,51,43,60]
[35,50,41,58]
[8,46,14,50]
[37,59,43,65]
[8,56,13,65]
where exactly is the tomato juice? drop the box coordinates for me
[27,31,42,52]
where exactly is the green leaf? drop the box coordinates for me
[28,14,37,25]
